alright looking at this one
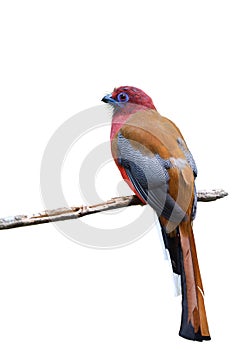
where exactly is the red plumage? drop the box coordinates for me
[111,86,156,110]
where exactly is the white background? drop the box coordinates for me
[0,0,232,349]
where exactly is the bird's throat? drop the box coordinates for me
[110,104,151,140]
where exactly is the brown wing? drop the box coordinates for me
[118,109,194,232]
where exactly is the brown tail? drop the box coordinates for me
[178,220,211,341]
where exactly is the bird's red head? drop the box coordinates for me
[102,86,156,110]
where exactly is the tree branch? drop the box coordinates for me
[0,189,228,230]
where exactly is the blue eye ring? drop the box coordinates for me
[117,92,129,103]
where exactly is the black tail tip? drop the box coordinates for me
[179,328,211,341]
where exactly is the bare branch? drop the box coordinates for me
[0,189,228,230]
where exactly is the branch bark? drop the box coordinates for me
[0,189,228,230]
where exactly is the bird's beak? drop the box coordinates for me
[101,94,116,104]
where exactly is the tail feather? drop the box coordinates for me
[160,219,210,341]
[178,220,211,341]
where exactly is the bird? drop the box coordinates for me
[102,86,211,341]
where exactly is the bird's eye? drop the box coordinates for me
[117,92,129,103]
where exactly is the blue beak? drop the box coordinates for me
[101,94,116,104]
